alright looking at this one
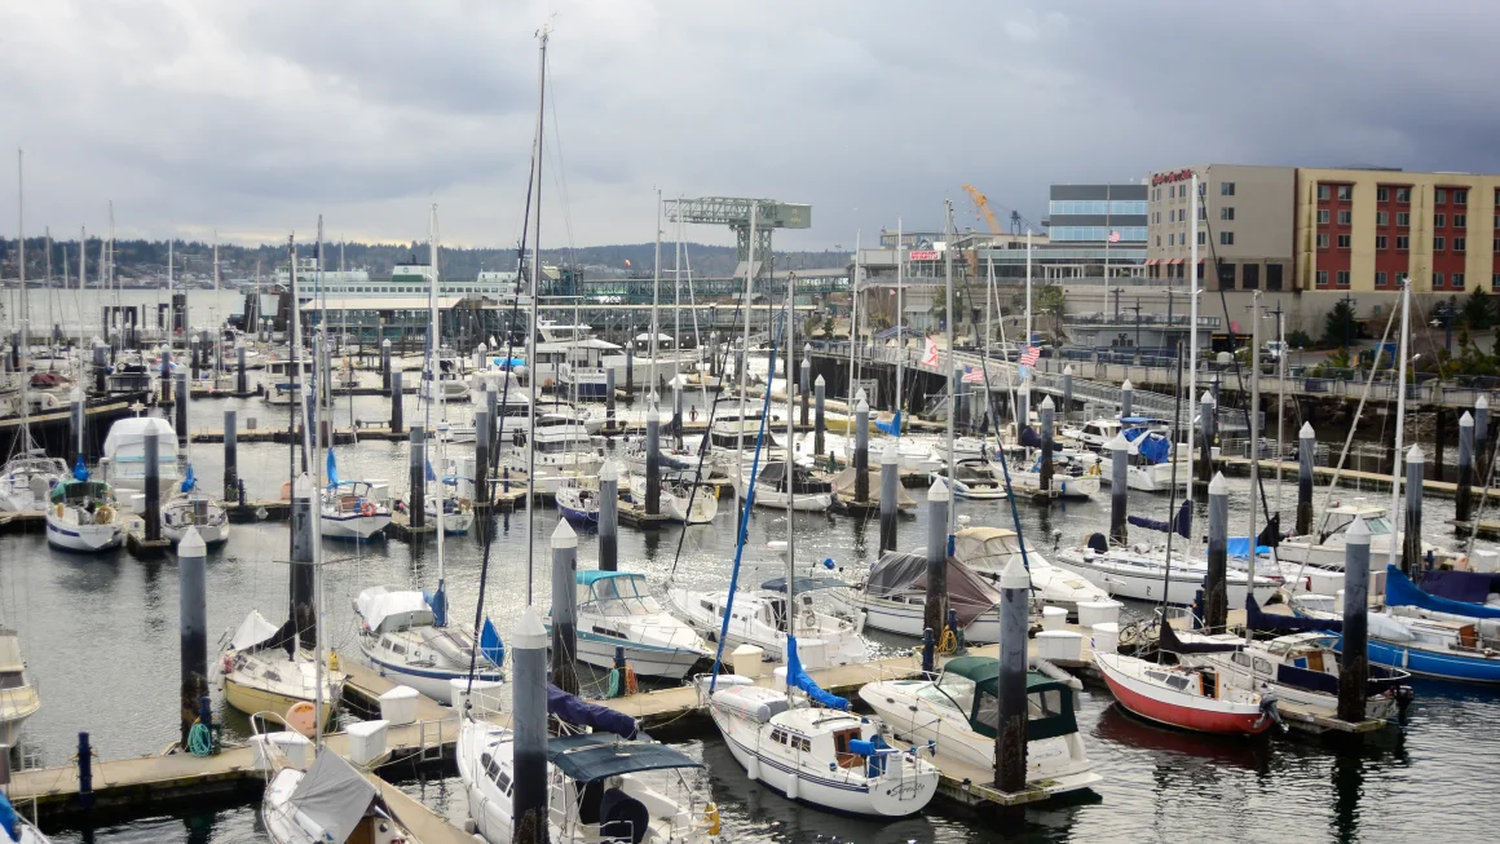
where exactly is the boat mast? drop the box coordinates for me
[943,200,956,540]
[785,270,797,641]
[734,206,758,527]
[1387,278,1411,566]
[524,28,548,606]
[1185,172,1200,512]
[674,198,682,422]
[17,150,26,366]
[846,229,860,439]
[894,218,903,437]
[651,190,661,394]
[429,204,446,596]
[1247,290,1261,644]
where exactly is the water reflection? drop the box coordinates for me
[1093,703,1269,773]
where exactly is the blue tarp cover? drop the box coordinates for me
[1388,565,1500,619]
[1226,537,1270,559]
[545,732,701,783]
[874,411,902,437]
[547,684,638,739]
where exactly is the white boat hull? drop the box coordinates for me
[1052,552,1279,607]
[841,592,1000,643]
[319,512,391,540]
[573,629,709,680]
[45,514,123,551]
[359,645,501,703]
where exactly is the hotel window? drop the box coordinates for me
[1492,236,1499,252]
[1338,210,1351,226]
[1455,189,1468,205]
[1220,231,1234,245]
[1317,234,1330,248]
[1455,237,1466,252]
[1377,211,1388,226]
[1337,270,1350,286]
[1377,187,1390,202]
[1318,185,1332,200]
[1455,273,1466,287]
[1155,235,1161,246]
[1454,213,1466,229]
[1169,185,1176,198]
[1435,236,1446,251]
[1221,182,1236,196]
[1397,236,1410,250]
[1317,270,1329,286]
[1397,187,1412,203]
[1317,209,1330,224]
[1434,273,1445,287]
[1494,273,1500,290]
[1435,213,1446,228]
[1220,207,1235,221]
[1377,235,1388,249]
[1376,271,1388,287]
[1397,212,1410,227]
[1337,234,1351,249]
[1168,233,1175,246]
[1198,231,1207,245]
[1198,206,1207,220]
[1337,185,1352,200]
[1436,188,1448,204]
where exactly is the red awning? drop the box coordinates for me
[1145,258,1158,266]
[1171,258,1185,265]
[1197,257,1206,264]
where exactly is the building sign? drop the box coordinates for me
[908,250,940,261]
[1151,168,1194,186]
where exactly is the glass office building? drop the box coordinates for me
[1046,184,1149,243]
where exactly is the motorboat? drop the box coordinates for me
[735,462,833,512]
[952,527,1111,614]
[507,412,603,495]
[418,347,470,402]
[859,656,1102,797]
[261,358,308,406]
[1277,500,1464,572]
[353,585,504,703]
[468,371,532,418]
[424,489,474,534]
[1051,538,1282,607]
[0,450,66,512]
[217,609,345,727]
[258,740,419,844]
[894,439,945,474]
[161,465,230,544]
[45,468,125,552]
[1093,649,1282,736]
[932,459,1007,500]
[101,415,180,496]
[1097,427,1190,493]
[564,571,714,680]
[836,550,1003,643]
[703,668,939,816]
[319,471,392,541]
[0,628,41,747]
[992,446,1100,501]
[669,568,868,670]
[628,472,718,524]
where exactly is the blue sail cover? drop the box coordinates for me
[1018,426,1041,448]
[874,410,902,437]
[1127,500,1191,539]
[428,580,448,627]
[1387,565,1500,619]
[180,463,197,493]
[547,684,638,739]
[325,449,340,488]
[785,635,849,710]
[1249,594,1342,634]
[1420,569,1500,604]
[1226,537,1269,559]
[72,455,89,481]
[425,459,437,483]
[480,618,505,668]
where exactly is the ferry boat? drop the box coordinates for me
[279,257,525,303]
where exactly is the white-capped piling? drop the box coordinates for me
[1403,445,1424,576]
[1297,422,1316,535]
[995,556,1030,793]
[924,478,951,638]
[880,441,899,552]
[511,608,549,844]
[1337,516,1371,724]
[177,527,208,749]
[1204,472,1229,631]
[645,397,661,516]
[854,398,870,502]
[1457,412,1475,523]
[550,519,580,696]
[409,426,426,529]
[599,461,619,572]
[1108,432,1129,545]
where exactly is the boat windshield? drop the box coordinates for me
[931,670,977,715]
[588,577,662,617]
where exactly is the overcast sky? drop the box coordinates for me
[4,0,1497,251]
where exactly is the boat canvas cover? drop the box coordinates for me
[711,684,790,723]
[1419,569,1500,606]
[1250,595,1343,635]
[1388,565,1500,620]
[953,527,1024,569]
[102,416,178,457]
[230,609,284,651]
[285,751,378,844]
[759,576,853,594]
[547,683,638,739]
[865,551,1001,626]
[355,587,434,634]
[546,733,702,784]
[786,634,849,710]
[830,468,916,507]
[756,463,832,495]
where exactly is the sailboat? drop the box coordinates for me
[353,583,504,703]
[160,379,228,544]
[219,600,344,727]
[415,214,475,537]
[45,457,125,552]
[319,450,392,541]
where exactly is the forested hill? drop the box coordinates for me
[1,238,848,282]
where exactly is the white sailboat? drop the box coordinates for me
[159,381,228,544]
[353,584,504,703]
[44,461,125,552]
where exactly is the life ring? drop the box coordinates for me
[360,500,378,517]
[95,505,114,525]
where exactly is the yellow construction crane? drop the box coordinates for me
[961,184,1004,235]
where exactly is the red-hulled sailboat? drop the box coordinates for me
[1094,646,1281,736]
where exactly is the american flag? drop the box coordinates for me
[1019,345,1041,366]
[1108,230,1121,243]
[962,365,985,384]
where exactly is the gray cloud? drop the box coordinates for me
[3,0,1496,253]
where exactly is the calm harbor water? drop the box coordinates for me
[6,377,1490,843]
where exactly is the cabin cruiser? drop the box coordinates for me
[953,527,1111,615]
[104,350,154,396]
[217,608,345,726]
[1097,427,1190,493]
[933,459,1008,500]
[1277,500,1464,572]
[1051,536,1282,607]
[261,358,308,406]
[563,571,714,680]
[101,415,180,497]
[353,585,504,702]
[507,412,603,495]
[860,656,1102,797]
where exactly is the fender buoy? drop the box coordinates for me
[222,654,235,674]
[361,500,378,517]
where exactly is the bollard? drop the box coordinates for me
[1204,472,1229,631]
[223,410,238,501]
[290,473,317,649]
[511,608,549,844]
[599,461,619,572]
[1108,432,1129,545]
[550,519,580,696]
[474,410,491,511]
[1039,396,1055,493]
[409,426,426,529]
[178,527,208,749]
[1457,412,1475,524]
[921,628,935,676]
[800,349,812,427]
[1297,422,1316,536]
[175,372,189,446]
[924,478,951,639]
[880,441,899,552]
[93,341,107,394]
[235,343,248,394]
[381,338,392,392]
[1119,378,1133,419]
[1477,395,1491,466]
[814,374,826,457]
[645,398,662,516]
[1403,445,1424,576]
[1337,517,1371,724]
[77,731,94,810]
[995,556,1030,793]
[389,369,404,434]
[144,432,163,542]
[1198,390,1215,486]
[854,399,870,502]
